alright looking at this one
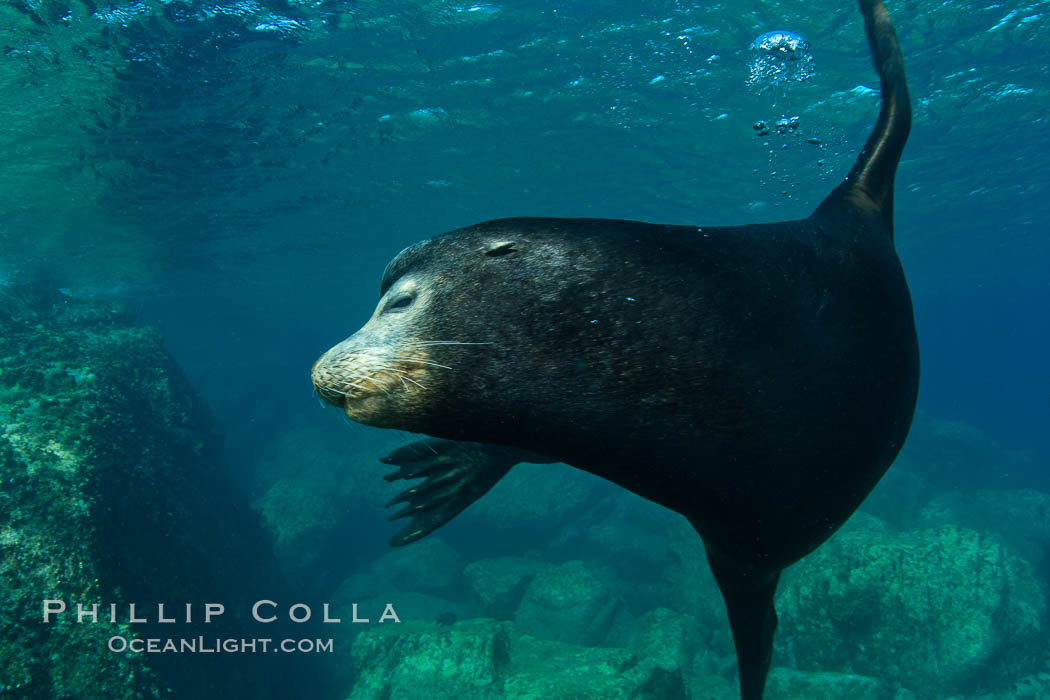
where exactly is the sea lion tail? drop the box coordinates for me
[704,549,781,700]
[815,0,911,237]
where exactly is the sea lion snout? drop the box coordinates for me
[311,346,351,408]
[311,324,433,429]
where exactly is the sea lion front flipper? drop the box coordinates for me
[381,439,549,547]
[705,549,781,700]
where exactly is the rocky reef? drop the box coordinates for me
[777,517,1046,696]
[347,615,691,700]
[0,285,320,699]
[249,399,1049,700]
[8,280,1045,700]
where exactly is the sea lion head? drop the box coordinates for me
[311,219,597,436]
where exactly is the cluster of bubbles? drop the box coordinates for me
[753,115,803,138]
[748,110,846,205]
[741,29,829,207]
[746,30,815,94]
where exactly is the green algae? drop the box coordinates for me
[777,519,1047,697]
[0,285,309,699]
[347,618,688,700]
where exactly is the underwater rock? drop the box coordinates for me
[688,675,738,700]
[918,488,1050,568]
[965,671,1050,699]
[895,414,1042,490]
[256,474,343,586]
[367,536,466,594]
[346,618,688,700]
[352,590,472,627]
[327,571,476,691]
[777,521,1047,697]
[858,466,937,530]
[548,491,679,581]
[663,515,737,647]
[328,546,477,639]
[625,607,708,698]
[330,572,390,606]
[254,433,599,584]
[765,667,891,700]
[513,560,620,646]
[627,607,702,672]
[348,619,511,700]
[506,633,686,700]
[0,286,312,699]
[463,556,546,618]
[458,461,599,542]
[252,420,397,593]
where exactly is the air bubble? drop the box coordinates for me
[746,30,815,94]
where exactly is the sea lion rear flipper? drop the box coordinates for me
[381,439,547,546]
[815,0,910,235]
[705,549,781,700]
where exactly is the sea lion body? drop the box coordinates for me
[311,2,916,698]
[343,212,915,570]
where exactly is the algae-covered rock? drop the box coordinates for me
[505,634,686,700]
[367,537,466,594]
[348,619,510,700]
[346,618,688,700]
[626,607,707,700]
[0,286,312,700]
[464,556,546,618]
[326,572,475,692]
[918,489,1050,568]
[547,491,678,578]
[460,461,599,542]
[689,675,737,700]
[777,522,1047,697]
[663,515,734,647]
[514,560,620,646]
[967,672,1050,699]
[765,667,892,700]
[252,419,396,592]
[858,467,937,530]
[627,607,701,679]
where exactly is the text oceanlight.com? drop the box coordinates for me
[107,637,334,654]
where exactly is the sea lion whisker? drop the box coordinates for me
[397,374,427,390]
[358,373,397,396]
[375,366,428,390]
[323,379,372,396]
[385,371,427,391]
[387,357,454,370]
[329,372,393,396]
[328,368,381,388]
[373,365,413,376]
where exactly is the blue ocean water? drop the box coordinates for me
[3,0,1046,462]
[1,0,1048,697]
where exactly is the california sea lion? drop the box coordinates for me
[311,1,916,697]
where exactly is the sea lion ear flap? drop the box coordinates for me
[484,241,518,257]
